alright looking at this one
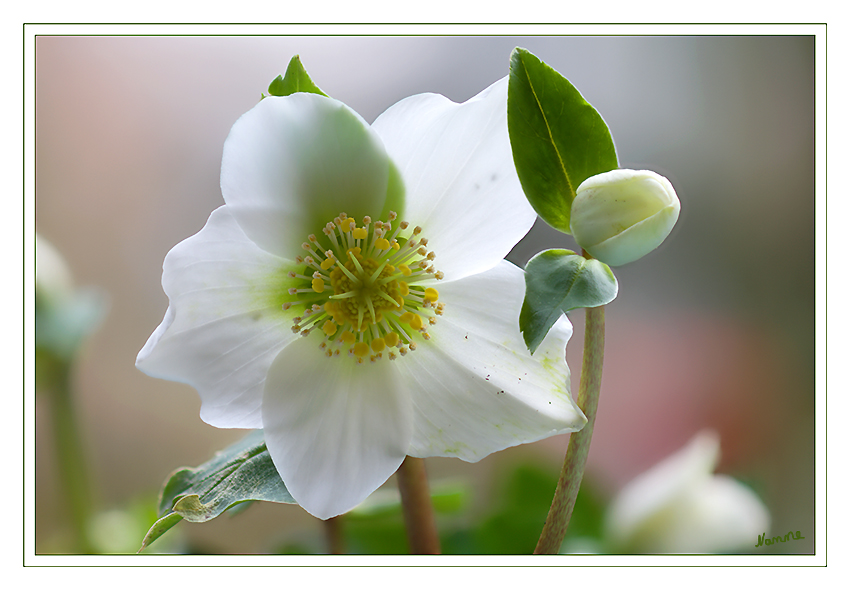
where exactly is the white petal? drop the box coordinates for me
[372,77,535,282]
[663,475,771,553]
[604,430,770,553]
[220,93,400,259]
[136,206,300,429]
[606,431,721,540]
[262,337,413,519]
[398,261,585,461]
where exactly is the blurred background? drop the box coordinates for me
[33,35,815,554]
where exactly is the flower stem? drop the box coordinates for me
[534,304,605,554]
[323,515,345,554]
[46,360,95,553]
[396,456,441,554]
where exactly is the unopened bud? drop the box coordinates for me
[570,169,680,266]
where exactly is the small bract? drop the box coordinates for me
[570,169,680,266]
[137,77,586,520]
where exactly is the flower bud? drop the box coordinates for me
[570,169,680,266]
[36,233,107,361]
[36,233,74,306]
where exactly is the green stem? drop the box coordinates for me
[396,456,441,554]
[47,361,95,553]
[534,304,605,554]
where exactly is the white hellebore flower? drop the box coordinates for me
[604,430,770,553]
[570,169,680,266]
[136,77,586,520]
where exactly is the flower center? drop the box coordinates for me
[284,211,444,364]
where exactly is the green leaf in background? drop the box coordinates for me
[520,249,618,354]
[139,430,295,552]
[461,463,607,554]
[267,55,328,98]
[507,47,619,233]
[339,483,469,554]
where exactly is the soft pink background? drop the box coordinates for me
[34,36,815,553]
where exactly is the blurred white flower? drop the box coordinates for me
[604,430,769,553]
[570,169,680,266]
[137,77,585,520]
[36,234,107,361]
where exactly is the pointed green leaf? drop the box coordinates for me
[267,55,327,98]
[138,512,182,553]
[520,249,618,353]
[508,47,619,233]
[139,430,295,552]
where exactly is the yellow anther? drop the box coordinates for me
[384,332,400,348]
[292,212,446,363]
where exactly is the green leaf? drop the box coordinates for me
[508,47,619,233]
[520,249,618,354]
[139,430,295,552]
[467,463,607,554]
[267,55,327,98]
[138,513,182,554]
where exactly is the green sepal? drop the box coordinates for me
[520,249,618,354]
[267,55,328,98]
[139,430,295,552]
[507,47,619,233]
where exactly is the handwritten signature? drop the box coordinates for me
[755,531,805,548]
